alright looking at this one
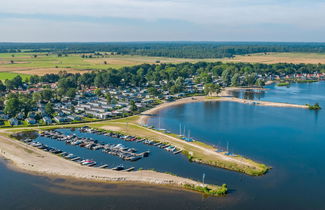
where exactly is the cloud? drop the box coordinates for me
[0,0,325,41]
[2,0,325,26]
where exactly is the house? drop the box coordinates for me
[54,116,68,123]
[27,112,37,118]
[9,118,19,126]
[57,112,65,117]
[67,115,81,121]
[16,112,25,120]
[61,108,72,115]
[26,117,37,125]
[0,114,9,120]
[42,116,52,125]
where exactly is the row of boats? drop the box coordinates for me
[40,130,150,161]
[20,138,133,171]
[78,127,182,155]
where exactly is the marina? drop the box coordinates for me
[15,127,187,173]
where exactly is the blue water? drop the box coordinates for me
[2,82,325,209]
[147,82,325,209]
[0,160,225,210]
[232,82,325,105]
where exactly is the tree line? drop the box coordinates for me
[2,42,325,58]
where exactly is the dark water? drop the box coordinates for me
[2,82,325,210]
[147,82,325,210]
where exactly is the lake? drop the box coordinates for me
[2,82,325,209]
[148,82,325,209]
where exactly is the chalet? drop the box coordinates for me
[9,118,19,126]
[26,118,37,125]
[54,116,68,123]
[16,112,25,120]
[42,116,52,125]
[91,107,106,113]
[0,114,9,120]
[27,112,37,118]
[67,115,81,121]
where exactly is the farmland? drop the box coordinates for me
[222,52,325,64]
[0,52,217,76]
[1,52,325,79]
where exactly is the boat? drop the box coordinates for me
[111,165,124,171]
[98,164,108,168]
[124,167,135,172]
[80,159,96,166]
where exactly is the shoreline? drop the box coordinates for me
[138,92,307,125]
[0,87,305,194]
[0,133,224,194]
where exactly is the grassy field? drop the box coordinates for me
[221,52,325,64]
[0,72,30,81]
[0,52,217,76]
[2,51,324,77]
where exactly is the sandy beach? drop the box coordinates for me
[138,88,307,125]
[0,134,203,188]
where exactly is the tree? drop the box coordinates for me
[231,73,240,87]
[95,88,102,96]
[4,97,21,116]
[215,84,222,95]
[221,69,231,86]
[0,81,6,92]
[45,102,54,115]
[11,75,23,89]
[66,88,76,98]
[148,87,160,96]
[5,79,14,90]
[105,93,112,103]
[255,78,265,87]
[29,75,40,84]
[204,83,217,96]
[40,89,53,102]
[32,92,42,102]
[130,100,137,112]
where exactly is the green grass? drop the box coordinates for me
[183,183,228,196]
[0,72,30,81]
[277,82,290,87]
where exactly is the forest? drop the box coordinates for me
[2,42,325,58]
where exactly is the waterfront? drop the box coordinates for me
[2,82,325,209]
[148,82,325,209]
[0,160,231,210]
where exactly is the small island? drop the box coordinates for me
[307,103,322,110]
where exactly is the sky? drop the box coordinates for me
[0,0,324,42]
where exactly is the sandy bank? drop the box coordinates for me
[138,88,307,125]
[0,134,203,188]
